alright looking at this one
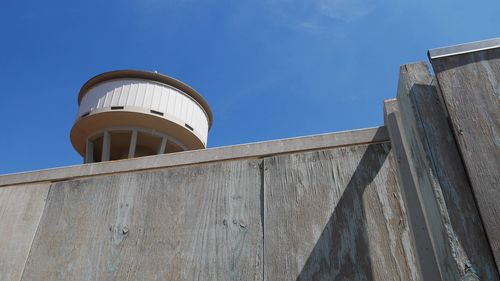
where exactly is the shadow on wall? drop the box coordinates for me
[296,132,388,280]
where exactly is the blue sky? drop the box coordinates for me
[0,0,499,174]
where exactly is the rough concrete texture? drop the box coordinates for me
[0,128,423,280]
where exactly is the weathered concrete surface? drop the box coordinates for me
[0,127,419,280]
[0,127,388,187]
[264,143,420,281]
[20,160,263,281]
[0,183,50,281]
[385,61,498,280]
[384,99,441,281]
[430,44,500,271]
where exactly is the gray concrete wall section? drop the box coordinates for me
[384,99,441,280]
[0,183,50,281]
[385,62,498,280]
[0,127,423,280]
[21,160,263,280]
[264,143,420,280]
[430,40,500,271]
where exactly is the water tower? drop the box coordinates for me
[70,70,212,163]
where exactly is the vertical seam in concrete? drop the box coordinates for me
[18,183,52,281]
[260,159,265,281]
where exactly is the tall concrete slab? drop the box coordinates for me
[384,99,441,280]
[430,39,500,271]
[385,62,498,280]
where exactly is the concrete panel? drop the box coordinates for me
[430,45,500,271]
[0,183,50,281]
[384,99,440,280]
[263,143,420,280]
[21,160,262,280]
[388,62,497,280]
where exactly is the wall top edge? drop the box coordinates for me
[0,126,388,187]
[428,37,500,60]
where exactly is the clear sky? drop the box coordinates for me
[0,0,499,174]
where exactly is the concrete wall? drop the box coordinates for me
[0,127,423,280]
[384,38,500,280]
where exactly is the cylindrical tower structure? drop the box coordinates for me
[70,70,212,163]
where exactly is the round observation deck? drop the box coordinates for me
[70,70,213,163]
